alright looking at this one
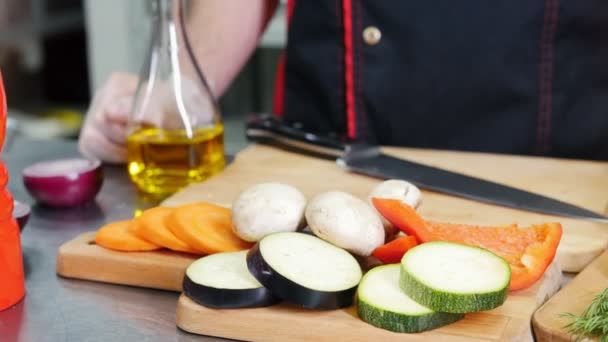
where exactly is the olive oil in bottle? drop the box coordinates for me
[127,124,225,196]
[127,0,226,196]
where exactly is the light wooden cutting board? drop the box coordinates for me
[163,144,598,341]
[177,261,561,342]
[56,232,562,341]
[56,143,604,341]
[165,144,608,273]
[533,250,608,341]
[57,232,196,291]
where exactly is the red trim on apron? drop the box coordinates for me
[343,0,357,139]
[272,0,297,117]
[536,0,559,154]
[272,57,286,117]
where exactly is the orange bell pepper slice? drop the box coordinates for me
[372,235,418,264]
[372,198,562,291]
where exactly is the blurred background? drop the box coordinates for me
[0,0,285,152]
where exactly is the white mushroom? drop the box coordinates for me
[232,183,306,242]
[368,179,422,209]
[305,191,385,256]
[368,179,423,236]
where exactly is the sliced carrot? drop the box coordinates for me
[95,220,160,252]
[130,206,200,254]
[372,235,418,264]
[372,198,563,291]
[167,202,252,254]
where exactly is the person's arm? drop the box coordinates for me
[185,0,279,97]
[79,0,278,163]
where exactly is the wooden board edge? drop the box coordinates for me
[531,293,574,342]
[531,315,568,342]
[175,262,563,341]
[532,251,608,342]
[56,231,97,278]
[55,231,193,292]
[175,295,483,342]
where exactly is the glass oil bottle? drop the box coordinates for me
[127,0,225,197]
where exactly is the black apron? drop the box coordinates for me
[274,0,608,160]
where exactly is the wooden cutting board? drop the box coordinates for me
[177,263,562,342]
[164,144,597,341]
[56,232,197,291]
[533,250,608,341]
[56,229,562,340]
[165,144,608,273]
[56,144,606,341]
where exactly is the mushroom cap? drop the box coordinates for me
[306,191,384,256]
[232,182,306,242]
[368,179,422,209]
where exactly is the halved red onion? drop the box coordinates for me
[22,158,103,207]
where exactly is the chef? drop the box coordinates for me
[79,0,608,163]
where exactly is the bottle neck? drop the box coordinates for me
[147,0,180,90]
[156,0,174,28]
[152,0,176,44]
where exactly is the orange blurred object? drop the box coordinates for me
[0,70,26,311]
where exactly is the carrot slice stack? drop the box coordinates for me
[130,206,199,254]
[167,202,252,254]
[95,220,161,252]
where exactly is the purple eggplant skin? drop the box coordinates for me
[246,243,357,310]
[182,275,279,309]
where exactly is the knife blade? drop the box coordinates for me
[245,114,608,223]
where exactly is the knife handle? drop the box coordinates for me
[245,114,346,157]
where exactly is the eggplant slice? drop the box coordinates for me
[183,250,278,309]
[247,232,362,309]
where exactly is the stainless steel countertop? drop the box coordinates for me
[0,137,226,342]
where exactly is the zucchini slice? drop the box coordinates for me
[247,232,362,309]
[183,250,278,308]
[358,265,464,333]
[400,241,510,313]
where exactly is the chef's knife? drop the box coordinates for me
[245,114,608,223]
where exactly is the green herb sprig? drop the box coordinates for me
[560,287,608,341]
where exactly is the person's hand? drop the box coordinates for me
[78,72,138,164]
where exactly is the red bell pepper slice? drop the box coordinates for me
[372,198,563,291]
[372,235,418,264]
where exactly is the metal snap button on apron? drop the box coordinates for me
[363,26,382,45]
